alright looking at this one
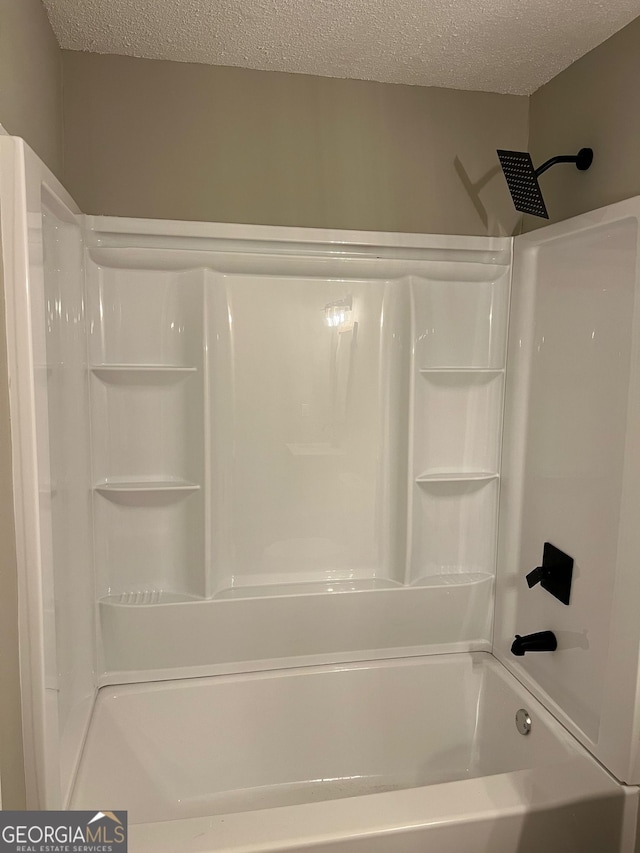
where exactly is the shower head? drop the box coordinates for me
[496,147,593,219]
[496,150,548,219]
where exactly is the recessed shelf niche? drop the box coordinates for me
[93,490,204,600]
[87,258,205,602]
[413,371,504,476]
[408,478,499,585]
[412,271,509,369]
[408,272,509,585]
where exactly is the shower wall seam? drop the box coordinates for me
[489,235,515,652]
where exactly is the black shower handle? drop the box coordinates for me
[526,565,547,588]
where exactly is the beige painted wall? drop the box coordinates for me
[62,52,528,236]
[528,15,640,230]
[0,0,63,176]
[0,0,62,810]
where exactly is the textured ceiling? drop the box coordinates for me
[43,0,640,95]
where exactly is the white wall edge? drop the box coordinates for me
[0,136,86,808]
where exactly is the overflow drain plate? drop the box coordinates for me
[515,708,532,736]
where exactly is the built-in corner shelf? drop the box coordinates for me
[91,364,197,384]
[419,367,504,376]
[101,590,203,606]
[94,479,200,501]
[415,471,499,484]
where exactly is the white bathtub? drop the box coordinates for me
[70,652,634,852]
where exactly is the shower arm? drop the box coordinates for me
[535,148,593,177]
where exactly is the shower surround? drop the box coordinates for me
[3,136,640,851]
[90,213,508,683]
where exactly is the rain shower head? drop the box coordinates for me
[497,147,593,219]
[497,150,548,219]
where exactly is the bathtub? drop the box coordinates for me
[70,652,634,852]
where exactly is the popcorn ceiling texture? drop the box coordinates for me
[43,0,640,95]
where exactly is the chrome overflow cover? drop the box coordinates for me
[515,708,532,736]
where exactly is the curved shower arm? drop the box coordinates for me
[535,148,593,177]
[535,155,579,176]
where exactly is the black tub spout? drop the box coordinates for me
[511,631,558,656]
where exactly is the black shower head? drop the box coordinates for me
[496,150,548,218]
[497,147,593,219]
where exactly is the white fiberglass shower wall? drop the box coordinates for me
[88,234,508,600]
[91,228,509,678]
[85,215,510,680]
[1,138,509,803]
